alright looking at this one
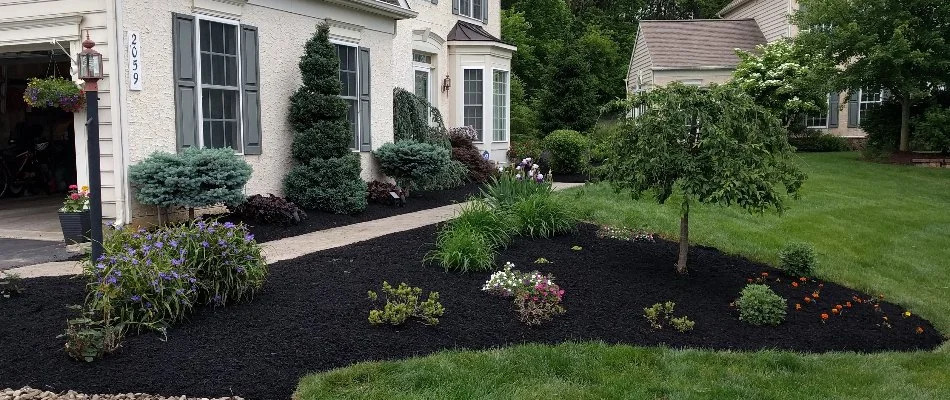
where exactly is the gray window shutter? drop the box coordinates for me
[828,92,839,128]
[482,0,488,23]
[358,47,372,152]
[240,24,262,155]
[431,0,438,4]
[452,0,459,15]
[846,91,860,128]
[172,13,199,151]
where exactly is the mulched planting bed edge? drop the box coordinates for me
[0,224,941,399]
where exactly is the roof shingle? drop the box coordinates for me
[447,21,502,42]
[638,19,767,69]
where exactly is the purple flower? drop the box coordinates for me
[223,222,236,229]
[170,240,179,248]
[105,275,118,285]
[235,266,246,274]
[144,302,153,309]
[131,259,139,265]
[131,295,141,302]
[175,288,185,295]
[244,234,255,243]
[218,239,227,247]
[95,263,105,270]
[197,221,207,230]
[188,277,197,283]
[97,255,106,261]
[172,258,183,266]
[154,241,164,249]
[201,241,210,248]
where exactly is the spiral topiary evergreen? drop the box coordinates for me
[283,23,367,214]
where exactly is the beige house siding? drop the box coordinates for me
[0,0,123,221]
[721,0,792,42]
[121,0,402,221]
[652,69,735,87]
[627,32,653,92]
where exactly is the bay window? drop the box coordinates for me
[492,70,508,142]
[463,68,484,141]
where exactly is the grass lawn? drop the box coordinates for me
[295,152,950,399]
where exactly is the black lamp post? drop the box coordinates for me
[77,31,104,261]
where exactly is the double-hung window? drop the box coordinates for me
[806,95,831,128]
[458,0,483,19]
[172,13,261,154]
[336,44,360,149]
[492,70,508,142]
[463,68,484,141]
[858,89,883,125]
[198,19,242,151]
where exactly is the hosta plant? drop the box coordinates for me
[367,281,444,326]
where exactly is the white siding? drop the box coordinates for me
[627,31,653,93]
[722,0,792,42]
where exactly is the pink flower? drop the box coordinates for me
[70,193,80,200]
[68,184,78,190]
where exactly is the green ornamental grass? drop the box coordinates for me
[450,199,515,248]
[425,223,496,272]
[511,192,577,238]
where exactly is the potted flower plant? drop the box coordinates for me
[22,77,85,112]
[59,184,91,244]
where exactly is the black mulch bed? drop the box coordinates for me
[219,182,482,243]
[1,224,942,399]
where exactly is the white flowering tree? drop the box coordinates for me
[730,39,834,129]
[603,84,806,275]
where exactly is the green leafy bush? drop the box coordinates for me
[284,23,366,214]
[506,137,541,163]
[480,171,552,210]
[511,192,577,238]
[670,316,696,333]
[913,106,950,153]
[375,139,460,192]
[425,223,496,272]
[367,281,444,326]
[789,130,851,152]
[642,301,695,332]
[542,129,589,174]
[450,199,514,248]
[736,284,787,326]
[779,242,817,278]
[285,155,368,214]
[86,220,267,331]
[0,272,24,298]
[128,147,252,212]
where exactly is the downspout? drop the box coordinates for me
[112,0,131,226]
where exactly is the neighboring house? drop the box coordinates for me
[627,0,876,138]
[0,0,513,225]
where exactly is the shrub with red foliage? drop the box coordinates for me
[367,180,405,204]
[448,126,498,183]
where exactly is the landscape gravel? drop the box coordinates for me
[0,388,242,400]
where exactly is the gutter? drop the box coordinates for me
[324,0,418,19]
[652,66,737,71]
[113,0,131,226]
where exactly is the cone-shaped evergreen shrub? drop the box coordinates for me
[283,23,367,214]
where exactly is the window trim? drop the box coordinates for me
[412,52,433,105]
[806,95,832,129]
[331,40,362,152]
[194,14,245,154]
[460,66,486,143]
[491,68,509,143]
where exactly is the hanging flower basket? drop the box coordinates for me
[22,77,85,112]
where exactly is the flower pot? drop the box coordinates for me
[58,210,91,244]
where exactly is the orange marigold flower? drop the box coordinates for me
[792,282,799,288]
[821,313,829,320]
[795,304,802,310]
[799,277,807,282]
[818,284,824,288]
[831,309,839,315]
[804,297,812,303]
[845,302,852,308]
[747,278,753,283]
[812,292,820,299]
[835,304,843,310]
[761,272,769,277]
[916,327,925,334]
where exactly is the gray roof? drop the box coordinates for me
[447,21,502,42]
[718,0,753,17]
[638,19,766,69]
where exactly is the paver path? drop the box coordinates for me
[4,182,584,278]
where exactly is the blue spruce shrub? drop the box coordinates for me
[128,147,251,210]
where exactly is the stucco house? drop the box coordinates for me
[627,0,879,138]
[0,0,512,225]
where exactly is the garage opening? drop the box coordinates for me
[0,50,77,200]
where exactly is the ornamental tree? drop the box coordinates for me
[730,39,835,129]
[792,0,950,152]
[283,23,367,214]
[602,84,806,274]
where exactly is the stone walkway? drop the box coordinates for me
[4,183,584,279]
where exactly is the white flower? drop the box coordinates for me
[532,164,539,170]
[515,173,522,179]
[498,166,505,172]
[537,174,544,180]
[516,165,523,170]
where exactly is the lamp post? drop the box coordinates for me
[77,31,104,261]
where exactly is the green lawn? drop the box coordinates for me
[295,152,950,399]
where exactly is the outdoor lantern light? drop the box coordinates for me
[77,31,103,90]
[441,74,451,93]
[77,30,105,261]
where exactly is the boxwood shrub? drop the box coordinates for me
[542,129,589,174]
[736,284,787,326]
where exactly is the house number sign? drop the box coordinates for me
[128,31,143,91]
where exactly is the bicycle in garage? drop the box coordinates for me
[0,142,55,199]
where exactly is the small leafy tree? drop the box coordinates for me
[393,87,447,145]
[283,23,367,214]
[793,0,950,152]
[731,39,835,129]
[602,84,805,274]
